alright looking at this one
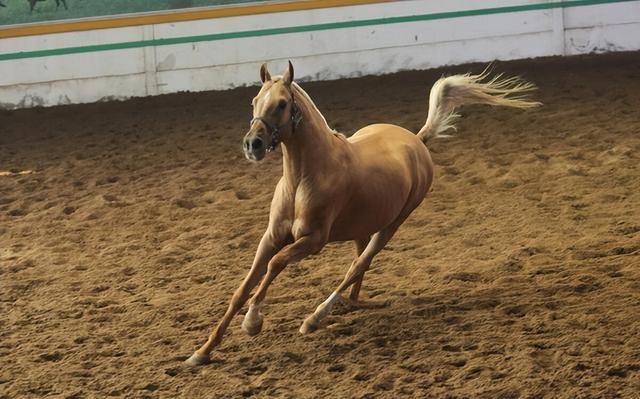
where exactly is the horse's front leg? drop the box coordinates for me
[185,232,281,366]
[242,233,326,336]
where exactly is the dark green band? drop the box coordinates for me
[0,0,635,61]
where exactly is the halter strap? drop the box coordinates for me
[250,90,303,152]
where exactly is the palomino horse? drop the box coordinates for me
[186,61,539,366]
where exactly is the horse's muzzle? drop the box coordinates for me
[243,133,267,161]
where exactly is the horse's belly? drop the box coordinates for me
[328,177,420,242]
[328,209,398,242]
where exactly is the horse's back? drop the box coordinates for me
[349,123,420,144]
[348,123,432,183]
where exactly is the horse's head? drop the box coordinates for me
[243,61,299,161]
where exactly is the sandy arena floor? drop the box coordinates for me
[1,52,639,399]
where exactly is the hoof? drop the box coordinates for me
[184,352,210,367]
[242,312,264,337]
[299,315,320,334]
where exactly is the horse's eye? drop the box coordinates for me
[278,100,287,109]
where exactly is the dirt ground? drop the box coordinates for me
[1,52,639,399]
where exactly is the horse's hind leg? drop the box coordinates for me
[300,225,400,334]
[349,237,370,302]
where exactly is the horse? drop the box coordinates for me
[186,61,540,366]
[28,0,67,12]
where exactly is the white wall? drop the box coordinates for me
[1,0,639,109]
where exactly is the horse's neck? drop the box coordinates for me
[281,85,341,187]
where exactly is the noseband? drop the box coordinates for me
[250,91,303,152]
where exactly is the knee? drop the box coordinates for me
[267,256,287,274]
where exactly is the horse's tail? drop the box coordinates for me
[417,68,541,143]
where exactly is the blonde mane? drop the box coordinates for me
[291,81,335,134]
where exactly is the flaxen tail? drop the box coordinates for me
[417,69,541,143]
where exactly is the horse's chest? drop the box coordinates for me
[273,215,311,242]
[289,188,332,240]
[274,180,342,241]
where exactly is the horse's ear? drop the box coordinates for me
[282,61,294,86]
[260,63,271,83]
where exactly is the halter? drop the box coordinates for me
[249,90,303,152]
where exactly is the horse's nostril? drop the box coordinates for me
[243,139,251,151]
[251,138,263,150]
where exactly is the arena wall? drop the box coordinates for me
[1,0,639,109]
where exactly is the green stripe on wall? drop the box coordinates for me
[0,0,635,61]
